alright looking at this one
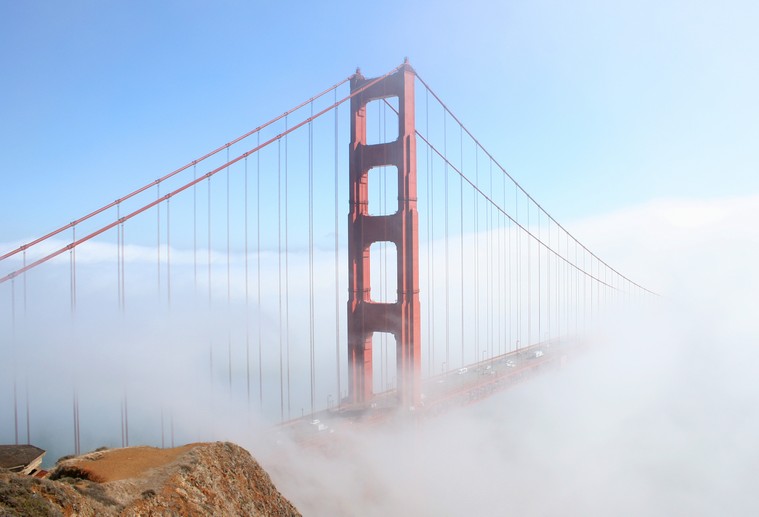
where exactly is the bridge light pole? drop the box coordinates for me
[347,61,421,408]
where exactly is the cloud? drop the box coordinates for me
[3,192,758,515]
[253,193,759,516]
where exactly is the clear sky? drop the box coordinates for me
[1,0,757,243]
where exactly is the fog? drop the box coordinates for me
[262,310,759,516]
[2,193,757,515]
[248,194,759,516]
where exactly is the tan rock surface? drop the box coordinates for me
[1,442,300,516]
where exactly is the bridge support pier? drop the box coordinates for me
[347,62,421,408]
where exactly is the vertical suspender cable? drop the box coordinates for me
[10,279,17,444]
[117,204,121,309]
[459,125,464,367]
[13,380,18,444]
[423,86,430,376]
[208,176,212,308]
[308,101,316,414]
[277,138,284,421]
[245,156,250,405]
[473,147,480,362]
[472,126,481,366]
[547,218,551,343]
[565,232,568,336]
[601,264,604,312]
[284,116,291,419]
[155,183,161,300]
[597,259,600,317]
[123,392,129,447]
[120,222,125,310]
[157,184,161,295]
[208,173,213,391]
[444,111,450,371]
[10,267,15,333]
[167,197,171,308]
[488,149,494,358]
[193,164,198,292]
[490,152,498,357]
[557,225,561,339]
[515,185,520,349]
[70,225,79,455]
[575,241,579,337]
[538,210,541,343]
[20,252,30,443]
[334,92,342,405]
[25,379,30,445]
[493,157,501,356]
[506,164,511,352]
[585,252,589,331]
[598,259,602,316]
[226,148,231,303]
[71,226,77,313]
[257,132,263,409]
[21,258,28,443]
[484,149,490,360]
[562,227,566,338]
[527,200,531,346]
[227,148,232,393]
[572,239,576,337]
[73,387,79,454]
[588,254,592,326]
[22,251,26,315]
[426,86,436,374]
[161,193,169,456]
[120,397,125,447]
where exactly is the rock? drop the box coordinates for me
[1,442,301,516]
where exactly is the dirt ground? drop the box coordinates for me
[66,443,198,482]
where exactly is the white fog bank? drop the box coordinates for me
[256,194,759,516]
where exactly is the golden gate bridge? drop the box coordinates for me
[0,61,655,455]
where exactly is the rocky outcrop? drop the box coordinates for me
[0,442,300,516]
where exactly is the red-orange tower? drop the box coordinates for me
[347,62,421,407]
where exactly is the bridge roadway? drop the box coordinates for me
[276,339,576,447]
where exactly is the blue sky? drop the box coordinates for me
[1,0,757,243]
[3,1,759,483]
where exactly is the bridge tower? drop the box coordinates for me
[347,62,421,408]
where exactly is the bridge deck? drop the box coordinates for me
[277,339,577,446]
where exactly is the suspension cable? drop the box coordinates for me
[413,128,619,290]
[413,73,656,296]
[0,77,353,263]
[1,66,404,285]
